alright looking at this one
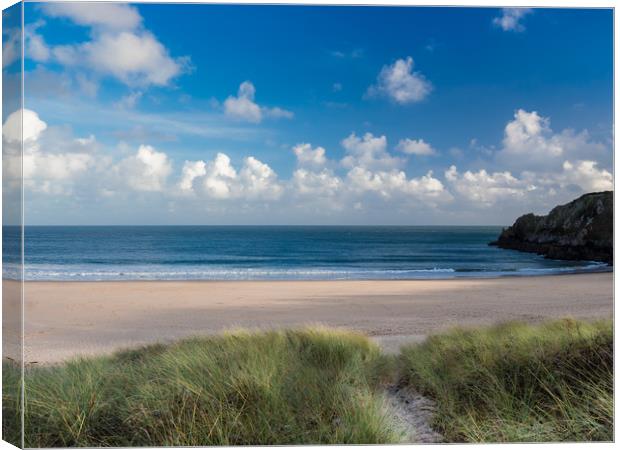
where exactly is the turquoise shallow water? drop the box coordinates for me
[2,226,610,281]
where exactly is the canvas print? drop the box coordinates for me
[1,2,614,446]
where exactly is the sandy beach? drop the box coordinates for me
[6,272,612,363]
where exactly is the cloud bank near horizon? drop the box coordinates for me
[3,106,612,224]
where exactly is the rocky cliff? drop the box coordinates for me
[489,191,613,264]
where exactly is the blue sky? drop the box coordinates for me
[2,3,613,225]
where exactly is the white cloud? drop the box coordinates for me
[224,81,262,123]
[445,165,529,206]
[396,138,437,156]
[55,31,187,87]
[293,143,327,168]
[178,160,207,193]
[493,8,533,32]
[239,157,283,200]
[10,106,611,224]
[338,131,448,204]
[442,110,611,214]
[116,145,172,192]
[341,132,402,170]
[289,142,341,203]
[503,109,553,153]
[178,153,282,201]
[224,81,293,123]
[366,57,432,104]
[3,109,48,143]
[264,106,294,120]
[202,153,238,199]
[446,159,613,209]
[556,160,612,192]
[292,168,342,197]
[2,109,98,195]
[24,152,94,185]
[347,167,446,201]
[496,109,607,171]
[39,3,188,88]
[41,3,142,31]
[25,24,51,62]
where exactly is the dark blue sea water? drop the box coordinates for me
[1,226,610,281]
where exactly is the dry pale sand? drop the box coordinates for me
[4,272,613,363]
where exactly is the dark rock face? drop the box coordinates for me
[490,191,613,265]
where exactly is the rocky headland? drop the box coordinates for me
[490,191,613,265]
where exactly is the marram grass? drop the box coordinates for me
[2,319,613,446]
[399,318,613,442]
[3,327,401,447]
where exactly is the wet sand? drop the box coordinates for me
[6,272,613,363]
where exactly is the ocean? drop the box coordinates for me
[1,226,610,281]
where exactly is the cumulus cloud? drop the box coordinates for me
[292,168,342,197]
[446,160,612,209]
[174,153,282,201]
[224,82,262,123]
[38,2,188,87]
[2,109,99,195]
[289,137,449,210]
[293,143,327,168]
[347,167,446,201]
[116,145,172,192]
[548,161,612,193]
[202,153,238,199]
[239,157,283,200]
[178,160,207,193]
[3,109,48,144]
[41,3,143,31]
[224,81,293,123]
[493,8,533,32]
[396,138,437,156]
[341,132,402,170]
[443,107,612,213]
[9,106,611,224]
[24,152,94,187]
[445,165,530,206]
[338,132,449,203]
[53,31,188,87]
[366,57,432,104]
[496,109,607,171]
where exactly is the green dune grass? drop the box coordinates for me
[399,318,613,442]
[2,319,613,446]
[2,327,400,447]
